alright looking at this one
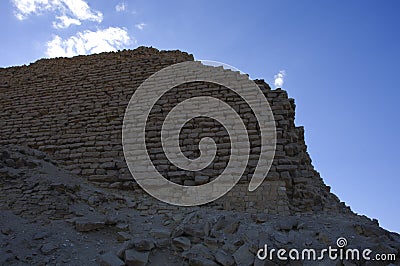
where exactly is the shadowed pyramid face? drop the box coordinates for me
[122,61,276,206]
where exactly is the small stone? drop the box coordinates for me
[116,241,134,259]
[117,232,132,242]
[171,226,184,238]
[150,228,171,239]
[189,257,219,266]
[256,214,268,223]
[132,239,155,251]
[26,160,39,168]
[172,214,184,222]
[360,224,384,237]
[182,244,214,260]
[98,251,125,266]
[33,231,50,240]
[105,216,118,225]
[214,216,226,231]
[204,221,211,237]
[184,223,205,237]
[88,195,100,205]
[215,250,235,266]
[116,223,129,232]
[195,175,209,185]
[15,158,26,168]
[1,150,10,160]
[40,242,58,255]
[184,180,196,186]
[100,161,117,170]
[124,249,149,266]
[156,238,170,248]
[233,244,254,266]
[273,232,290,245]
[203,237,220,250]
[254,258,279,266]
[342,261,357,266]
[233,238,245,247]
[4,159,15,168]
[125,199,137,208]
[172,236,191,251]
[223,221,240,234]
[276,217,298,231]
[1,227,13,235]
[75,219,105,232]
[316,233,330,245]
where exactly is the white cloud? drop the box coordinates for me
[11,0,103,28]
[135,22,146,30]
[46,27,132,58]
[61,0,102,22]
[274,70,286,88]
[12,0,53,20]
[53,15,81,29]
[115,2,127,12]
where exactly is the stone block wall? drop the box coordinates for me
[0,47,347,214]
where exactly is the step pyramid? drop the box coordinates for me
[0,46,349,214]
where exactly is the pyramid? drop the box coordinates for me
[0,46,349,214]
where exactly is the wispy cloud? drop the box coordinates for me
[115,2,127,12]
[53,15,81,29]
[11,0,103,29]
[46,27,132,58]
[274,70,286,88]
[135,22,146,31]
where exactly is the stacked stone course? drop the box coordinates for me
[0,47,347,214]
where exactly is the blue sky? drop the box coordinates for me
[1,1,399,233]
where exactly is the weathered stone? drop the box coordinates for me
[184,223,205,237]
[194,175,209,185]
[1,150,10,160]
[214,216,226,231]
[256,213,269,223]
[124,249,149,266]
[98,251,125,266]
[75,219,105,232]
[215,250,235,266]
[117,232,132,242]
[233,244,254,266]
[273,232,290,245]
[189,257,219,266]
[100,161,117,170]
[116,241,134,259]
[150,228,171,239]
[223,221,240,234]
[254,258,279,266]
[182,244,214,260]
[172,236,191,250]
[4,159,15,168]
[15,158,26,168]
[114,223,129,231]
[132,238,155,251]
[40,242,58,255]
[1,227,13,235]
[276,217,298,231]
[32,231,50,240]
